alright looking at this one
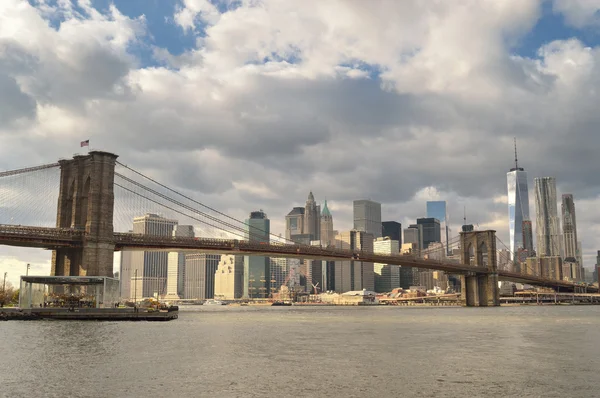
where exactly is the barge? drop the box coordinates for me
[0,306,179,321]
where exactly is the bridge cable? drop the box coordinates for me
[115,161,295,245]
[114,173,280,243]
[0,162,60,178]
[114,182,252,241]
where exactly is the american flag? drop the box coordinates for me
[80,140,89,147]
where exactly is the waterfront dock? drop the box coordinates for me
[0,307,179,321]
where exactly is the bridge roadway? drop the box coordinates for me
[0,225,595,292]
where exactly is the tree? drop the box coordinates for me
[0,281,16,307]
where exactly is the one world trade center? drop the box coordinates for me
[507,139,530,259]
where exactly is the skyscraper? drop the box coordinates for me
[353,200,382,238]
[417,218,441,250]
[561,194,578,261]
[427,201,448,253]
[130,213,178,298]
[166,225,194,299]
[404,224,423,253]
[285,207,304,239]
[382,221,402,246]
[507,140,530,258]
[373,237,400,293]
[333,230,375,292]
[184,253,220,299]
[303,191,321,241]
[522,220,534,257]
[320,200,334,246]
[244,210,270,299]
[534,177,561,257]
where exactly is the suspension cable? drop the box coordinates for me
[0,163,60,178]
[116,161,294,244]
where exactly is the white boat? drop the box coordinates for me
[204,299,226,305]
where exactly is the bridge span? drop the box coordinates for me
[0,224,593,295]
[1,151,594,306]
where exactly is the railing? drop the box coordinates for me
[113,233,486,273]
[0,224,84,240]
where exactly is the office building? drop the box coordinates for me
[165,225,194,299]
[184,253,220,299]
[417,218,441,250]
[526,256,563,280]
[427,201,448,254]
[244,210,271,299]
[130,214,178,298]
[285,207,305,241]
[404,224,423,253]
[400,243,420,288]
[353,200,382,238]
[382,221,402,246]
[270,258,289,293]
[214,254,243,300]
[320,200,334,246]
[333,230,375,292]
[507,141,531,258]
[561,194,578,261]
[373,237,400,292]
[534,177,561,257]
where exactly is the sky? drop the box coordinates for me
[2,0,600,286]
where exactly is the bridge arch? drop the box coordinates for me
[477,241,488,267]
[466,243,474,266]
[79,176,91,229]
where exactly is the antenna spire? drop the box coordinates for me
[514,137,518,169]
[463,206,466,225]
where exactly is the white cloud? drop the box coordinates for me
[554,0,600,28]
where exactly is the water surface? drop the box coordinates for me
[2,305,599,397]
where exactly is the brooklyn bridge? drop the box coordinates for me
[0,151,594,307]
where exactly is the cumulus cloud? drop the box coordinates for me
[553,0,600,28]
[2,0,600,285]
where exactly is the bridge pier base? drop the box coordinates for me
[460,230,500,307]
[460,273,499,307]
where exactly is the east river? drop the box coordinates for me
[2,305,600,397]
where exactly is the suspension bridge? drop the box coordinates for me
[0,151,595,307]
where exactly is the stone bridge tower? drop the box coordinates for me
[51,151,118,277]
[460,230,499,306]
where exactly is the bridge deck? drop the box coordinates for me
[0,225,595,292]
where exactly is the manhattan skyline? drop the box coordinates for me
[2,0,600,284]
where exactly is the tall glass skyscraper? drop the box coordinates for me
[507,142,530,258]
[534,177,560,257]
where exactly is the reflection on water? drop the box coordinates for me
[2,306,600,397]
